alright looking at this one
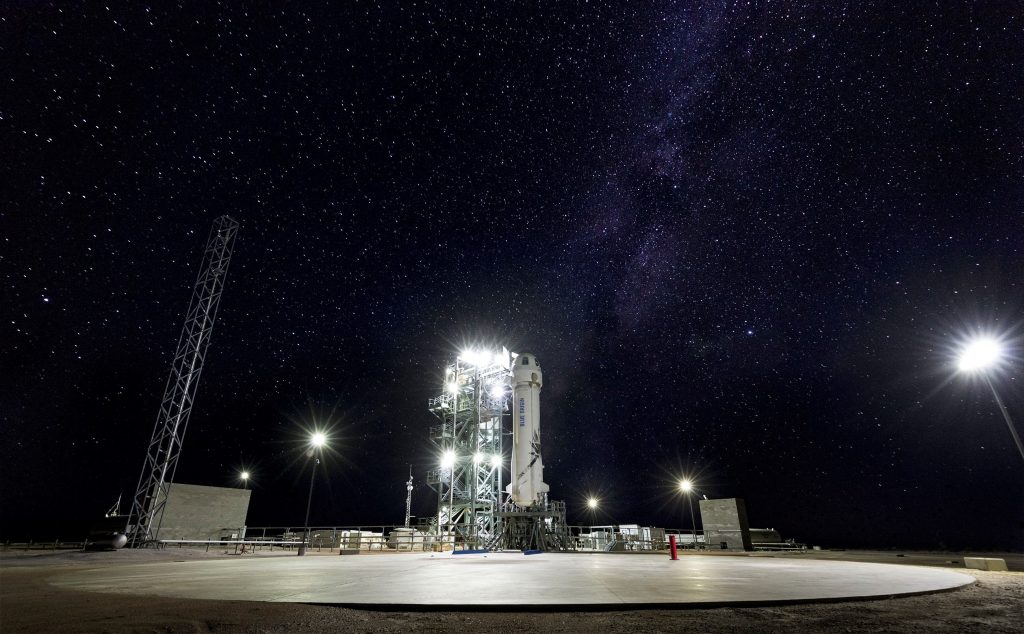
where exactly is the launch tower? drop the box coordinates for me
[427,348,569,551]
[427,349,509,548]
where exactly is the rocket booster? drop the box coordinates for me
[506,352,549,507]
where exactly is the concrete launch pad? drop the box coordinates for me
[51,552,974,609]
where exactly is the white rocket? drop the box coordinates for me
[506,352,549,507]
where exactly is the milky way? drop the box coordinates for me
[3,2,1021,548]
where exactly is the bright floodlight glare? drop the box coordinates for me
[240,471,249,480]
[587,497,599,509]
[679,479,693,493]
[441,450,456,469]
[489,383,505,400]
[958,337,1003,373]
[473,452,484,464]
[459,348,494,367]
[490,454,502,468]
[311,432,327,448]
[447,381,459,395]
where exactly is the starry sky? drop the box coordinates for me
[3,2,1022,550]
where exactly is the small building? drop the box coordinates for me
[158,483,251,541]
[698,497,752,551]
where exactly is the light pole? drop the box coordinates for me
[957,337,1024,463]
[679,479,695,551]
[585,497,600,550]
[585,496,600,527]
[298,432,327,556]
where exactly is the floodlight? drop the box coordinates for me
[447,381,459,395]
[587,497,599,510]
[490,454,502,468]
[311,432,327,448]
[441,450,456,469]
[489,383,505,400]
[958,337,1003,373]
[459,348,494,367]
[952,333,1024,463]
[679,479,693,493]
[473,452,484,464]
[240,471,250,481]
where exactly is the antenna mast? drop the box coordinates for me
[404,467,414,528]
[125,216,239,547]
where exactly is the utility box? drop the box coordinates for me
[698,498,752,551]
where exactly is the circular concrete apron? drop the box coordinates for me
[51,552,975,609]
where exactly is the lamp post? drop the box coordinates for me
[585,497,600,550]
[679,479,695,551]
[957,337,1024,463]
[298,432,327,556]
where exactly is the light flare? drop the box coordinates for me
[957,337,1003,373]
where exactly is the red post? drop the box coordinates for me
[669,534,678,560]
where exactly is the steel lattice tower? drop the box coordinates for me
[427,350,510,548]
[126,216,239,547]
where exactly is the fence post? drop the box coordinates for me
[669,534,678,560]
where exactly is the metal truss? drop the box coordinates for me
[426,352,509,548]
[125,216,239,547]
[494,500,571,551]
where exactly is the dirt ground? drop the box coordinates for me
[1,548,1022,633]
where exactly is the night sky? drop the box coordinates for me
[3,2,1022,550]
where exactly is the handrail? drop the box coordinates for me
[158,539,305,545]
